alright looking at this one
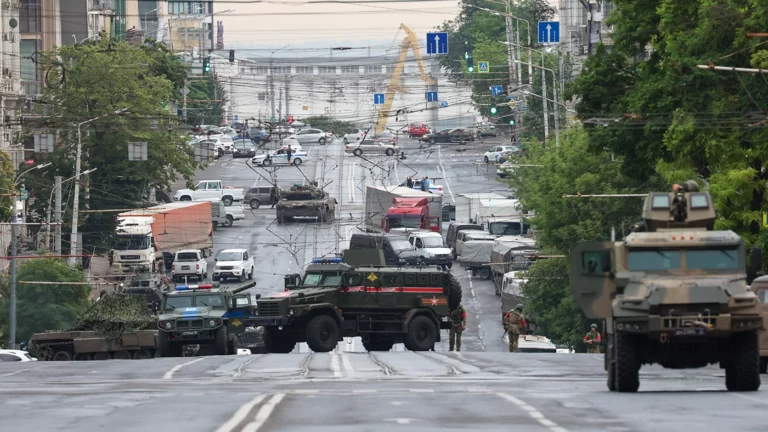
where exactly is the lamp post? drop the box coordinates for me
[69,109,129,267]
[45,168,97,252]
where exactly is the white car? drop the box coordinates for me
[252,149,309,166]
[343,129,370,144]
[213,249,255,282]
[217,136,235,153]
[294,128,332,145]
[497,161,514,178]
[274,125,297,135]
[484,145,520,164]
[400,178,444,195]
[344,139,399,156]
[279,137,302,150]
[172,249,208,282]
[408,231,452,268]
[217,127,238,137]
[0,349,37,362]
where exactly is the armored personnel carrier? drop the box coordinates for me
[570,181,763,392]
[122,270,172,313]
[276,183,337,223]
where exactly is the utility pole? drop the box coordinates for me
[278,88,283,121]
[504,1,517,90]
[285,74,290,119]
[182,80,189,122]
[269,61,276,121]
[54,175,61,253]
[541,52,550,143]
[8,221,17,349]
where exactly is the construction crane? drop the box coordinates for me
[374,24,436,135]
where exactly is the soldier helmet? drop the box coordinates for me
[515,304,523,311]
[590,323,597,329]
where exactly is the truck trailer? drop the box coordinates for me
[112,202,214,272]
[364,186,443,234]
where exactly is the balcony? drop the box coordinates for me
[90,0,115,11]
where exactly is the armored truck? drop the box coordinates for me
[276,183,337,223]
[157,281,265,356]
[570,181,763,392]
[252,258,462,353]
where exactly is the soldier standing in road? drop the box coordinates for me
[504,304,526,352]
[406,176,413,189]
[449,304,467,351]
[270,186,279,209]
[584,323,602,353]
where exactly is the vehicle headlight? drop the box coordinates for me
[399,258,406,263]
[256,326,265,334]
[165,322,172,330]
[209,319,216,327]
[289,309,294,315]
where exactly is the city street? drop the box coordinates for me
[1,352,766,432]
[171,136,510,353]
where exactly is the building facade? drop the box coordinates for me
[558,0,614,60]
[1,1,24,167]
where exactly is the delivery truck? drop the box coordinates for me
[111,202,214,272]
[364,186,444,235]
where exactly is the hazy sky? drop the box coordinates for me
[214,0,462,53]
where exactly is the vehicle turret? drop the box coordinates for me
[640,180,715,231]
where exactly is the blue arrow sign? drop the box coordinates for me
[491,85,504,97]
[440,101,448,108]
[426,91,438,102]
[426,32,448,55]
[373,93,385,105]
[538,21,560,45]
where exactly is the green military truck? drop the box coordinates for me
[252,258,462,353]
[157,281,267,356]
[570,181,763,392]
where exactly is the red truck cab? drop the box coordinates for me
[383,197,439,233]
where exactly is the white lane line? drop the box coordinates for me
[339,350,356,378]
[732,393,768,405]
[409,389,434,393]
[497,392,568,432]
[348,160,357,203]
[0,369,30,378]
[241,393,286,432]
[163,357,205,380]
[467,270,475,298]
[329,351,343,378]
[215,394,266,432]
[437,146,456,203]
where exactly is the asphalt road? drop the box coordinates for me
[169,135,510,354]
[2,353,767,432]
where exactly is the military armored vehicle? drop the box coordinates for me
[156,281,264,356]
[251,257,462,353]
[122,270,172,313]
[570,181,763,392]
[747,275,768,373]
[276,183,337,223]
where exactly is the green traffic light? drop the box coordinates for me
[468,66,474,72]
[509,119,515,126]
[490,105,498,115]
[464,52,470,60]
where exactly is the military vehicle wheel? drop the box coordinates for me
[761,358,768,374]
[250,199,261,209]
[159,332,182,357]
[726,331,761,391]
[133,350,152,360]
[214,326,230,355]
[385,148,394,156]
[224,215,234,227]
[447,274,463,310]
[268,333,297,353]
[478,268,492,280]
[353,148,363,157]
[306,315,340,352]
[74,353,91,361]
[93,352,111,360]
[53,351,72,361]
[606,351,617,391]
[404,315,437,351]
[222,196,234,206]
[615,332,640,393]
[113,350,131,360]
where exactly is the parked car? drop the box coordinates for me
[484,145,520,163]
[343,129,369,144]
[421,128,473,144]
[408,231,452,268]
[274,125,296,135]
[497,160,514,178]
[294,128,331,145]
[213,249,255,282]
[172,249,207,282]
[0,349,37,362]
[232,139,257,158]
[374,131,399,146]
[252,149,309,166]
[407,123,430,138]
[244,185,281,209]
[345,139,399,156]
[217,127,238,137]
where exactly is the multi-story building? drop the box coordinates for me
[167,1,214,57]
[558,0,614,61]
[210,54,479,131]
[1,1,24,167]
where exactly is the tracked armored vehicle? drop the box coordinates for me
[122,270,172,312]
[276,183,337,223]
[570,181,763,392]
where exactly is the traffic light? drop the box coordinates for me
[489,104,498,116]
[464,51,470,60]
[288,115,294,124]
[229,49,235,63]
[203,57,211,75]
[467,54,474,73]
[509,119,515,126]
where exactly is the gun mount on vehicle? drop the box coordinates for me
[570,181,763,392]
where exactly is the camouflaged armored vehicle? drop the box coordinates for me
[122,270,172,313]
[276,183,337,223]
[156,281,266,356]
[252,257,462,353]
[570,181,763,392]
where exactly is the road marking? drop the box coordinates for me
[214,394,266,432]
[409,389,434,393]
[234,355,261,378]
[0,369,30,378]
[353,389,376,393]
[437,146,456,203]
[496,392,568,432]
[293,389,319,394]
[348,160,356,203]
[241,393,286,432]
[163,357,205,380]
[732,393,768,405]
[339,350,356,377]
[467,270,475,298]
[330,351,343,377]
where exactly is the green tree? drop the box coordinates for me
[186,75,227,126]
[0,151,15,221]
[0,259,90,343]
[303,116,358,136]
[22,38,202,252]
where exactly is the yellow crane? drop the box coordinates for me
[374,24,436,135]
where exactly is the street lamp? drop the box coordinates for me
[69,109,129,266]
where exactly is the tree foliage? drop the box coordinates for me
[568,0,768,254]
[0,151,15,221]
[0,259,90,343]
[186,75,227,127]
[303,116,358,136]
[22,38,203,251]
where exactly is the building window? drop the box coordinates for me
[318,66,336,74]
[257,93,266,101]
[20,0,42,34]
[341,65,359,74]
[295,66,313,74]
[168,1,210,15]
[271,66,290,74]
[252,66,267,74]
[364,65,381,74]
[20,39,39,96]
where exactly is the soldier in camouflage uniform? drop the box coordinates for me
[504,304,526,352]
[448,305,467,351]
[584,323,602,353]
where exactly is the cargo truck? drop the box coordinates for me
[111,202,214,272]
[364,186,443,235]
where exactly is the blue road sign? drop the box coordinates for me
[440,101,448,108]
[491,85,504,97]
[374,93,385,105]
[538,21,560,45]
[478,61,489,73]
[234,115,239,122]
[426,91,439,102]
[426,32,448,55]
